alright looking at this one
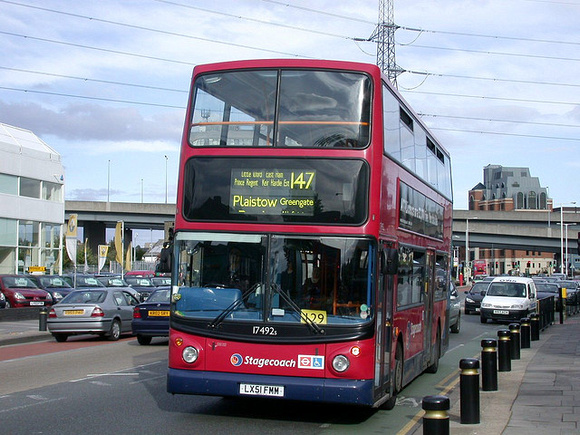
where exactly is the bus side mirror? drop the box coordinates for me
[382,248,399,275]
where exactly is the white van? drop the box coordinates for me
[480,277,537,323]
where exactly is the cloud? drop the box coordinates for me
[0,101,183,142]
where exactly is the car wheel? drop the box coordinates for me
[137,335,152,345]
[464,308,470,315]
[480,316,487,324]
[451,313,461,333]
[53,333,68,342]
[107,319,121,341]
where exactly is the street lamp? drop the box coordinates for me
[465,217,478,285]
[560,202,576,276]
[107,159,111,202]
[164,155,168,204]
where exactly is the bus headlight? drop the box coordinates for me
[332,354,350,373]
[182,346,199,364]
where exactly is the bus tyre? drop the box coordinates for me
[425,331,440,374]
[394,342,404,394]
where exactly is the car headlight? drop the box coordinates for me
[0,292,5,301]
[14,292,25,300]
[465,297,475,303]
[53,292,63,300]
[332,354,350,373]
[182,346,199,364]
[510,304,524,309]
[481,302,491,308]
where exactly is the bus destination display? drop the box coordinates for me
[230,169,316,215]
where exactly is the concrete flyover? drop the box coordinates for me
[452,209,580,254]
[65,201,175,253]
[65,201,580,255]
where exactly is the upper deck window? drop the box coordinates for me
[190,69,371,148]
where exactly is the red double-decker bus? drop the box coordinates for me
[167,59,453,408]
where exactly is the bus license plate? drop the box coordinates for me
[493,310,509,315]
[239,383,284,397]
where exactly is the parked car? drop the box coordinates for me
[449,282,461,333]
[125,270,155,278]
[27,275,74,304]
[125,276,157,300]
[0,274,53,308]
[151,276,172,287]
[132,288,171,345]
[61,274,103,289]
[47,288,140,342]
[480,276,538,323]
[464,281,490,315]
[94,276,144,301]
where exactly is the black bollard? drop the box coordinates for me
[460,358,480,424]
[509,323,521,360]
[530,313,540,341]
[497,329,511,372]
[39,307,48,331]
[520,317,531,349]
[481,338,498,391]
[422,395,450,435]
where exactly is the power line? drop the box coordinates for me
[404,90,579,107]
[430,126,580,142]
[0,86,186,109]
[0,66,187,93]
[0,1,309,58]
[398,42,580,63]
[406,70,580,88]
[154,0,357,41]
[418,113,580,129]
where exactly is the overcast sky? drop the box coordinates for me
[0,0,578,210]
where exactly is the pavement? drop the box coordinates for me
[2,314,580,434]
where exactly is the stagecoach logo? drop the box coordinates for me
[230,353,298,368]
[230,353,243,366]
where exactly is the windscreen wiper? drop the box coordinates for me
[209,285,258,329]
[271,284,325,335]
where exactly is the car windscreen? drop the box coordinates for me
[62,291,107,304]
[487,282,526,297]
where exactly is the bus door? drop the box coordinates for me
[422,250,435,369]
[374,242,396,401]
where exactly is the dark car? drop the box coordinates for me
[131,288,170,345]
[62,274,103,289]
[151,276,172,287]
[28,275,74,304]
[0,274,53,308]
[125,276,157,301]
[47,288,140,342]
[558,280,579,312]
[464,281,489,315]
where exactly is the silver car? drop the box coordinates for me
[47,288,140,342]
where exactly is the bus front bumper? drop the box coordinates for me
[167,368,375,406]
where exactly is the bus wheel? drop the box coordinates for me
[393,342,404,394]
[425,331,440,374]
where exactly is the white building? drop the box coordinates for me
[0,122,65,274]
